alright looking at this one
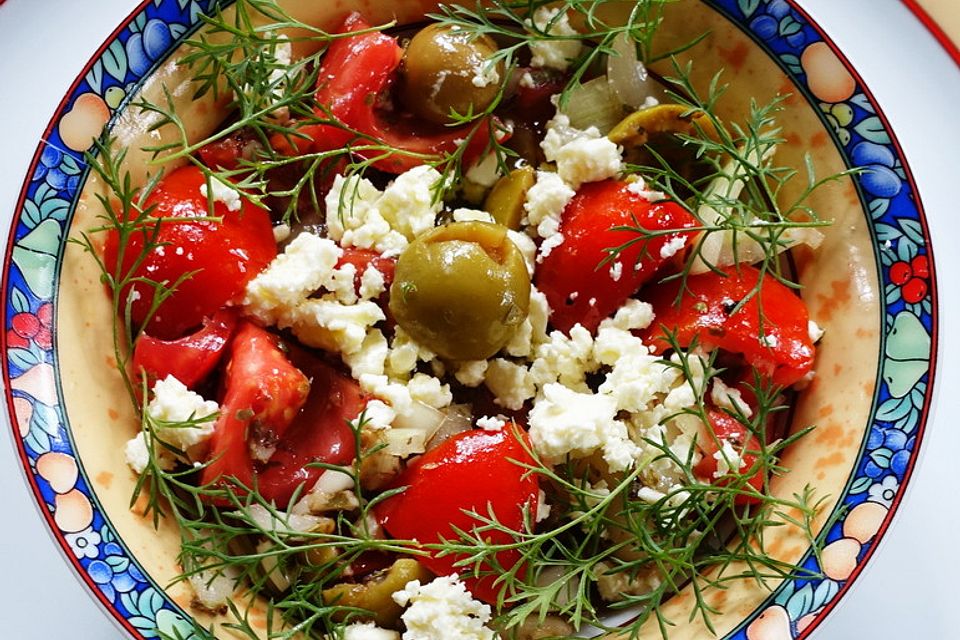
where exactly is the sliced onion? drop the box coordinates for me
[256,539,292,594]
[244,503,331,536]
[393,400,444,435]
[189,566,240,613]
[606,33,665,109]
[689,144,820,273]
[426,403,473,450]
[310,465,356,495]
[562,76,625,134]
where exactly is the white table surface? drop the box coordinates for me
[0,0,957,637]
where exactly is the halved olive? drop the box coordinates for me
[484,165,535,230]
[322,558,432,627]
[400,24,504,125]
[608,104,718,191]
[390,222,530,361]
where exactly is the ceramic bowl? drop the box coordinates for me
[2,0,935,638]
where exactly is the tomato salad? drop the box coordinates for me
[101,2,831,639]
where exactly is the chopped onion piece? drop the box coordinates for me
[426,403,473,449]
[311,465,356,495]
[689,144,819,273]
[606,34,665,109]
[384,427,430,457]
[256,539,293,593]
[563,76,625,134]
[189,565,240,613]
[245,503,331,535]
[393,399,445,437]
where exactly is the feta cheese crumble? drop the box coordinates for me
[526,7,583,71]
[476,415,507,431]
[393,575,494,640]
[343,623,400,640]
[528,383,641,472]
[125,375,219,474]
[199,177,242,212]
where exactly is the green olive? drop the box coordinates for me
[390,222,530,361]
[484,165,535,230]
[323,558,432,627]
[401,24,504,125]
[609,104,719,198]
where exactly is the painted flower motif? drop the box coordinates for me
[868,475,899,507]
[87,542,147,602]
[65,526,102,560]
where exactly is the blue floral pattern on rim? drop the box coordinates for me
[0,0,935,638]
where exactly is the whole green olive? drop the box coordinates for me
[400,24,504,125]
[390,222,530,361]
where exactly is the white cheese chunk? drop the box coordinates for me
[528,383,640,472]
[243,233,343,325]
[523,170,574,239]
[407,373,453,410]
[527,7,583,71]
[344,622,400,640]
[484,359,536,410]
[199,177,242,212]
[393,575,494,640]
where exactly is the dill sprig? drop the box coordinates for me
[610,59,856,306]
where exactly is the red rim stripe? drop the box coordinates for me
[901,0,960,66]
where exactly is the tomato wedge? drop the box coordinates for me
[535,180,698,334]
[378,427,539,604]
[271,13,495,174]
[200,322,363,505]
[132,308,239,390]
[640,266,815,386]
[103,165,276,339]
[200,321,310,495]
[693,409,764,505]
[254,346,364,505]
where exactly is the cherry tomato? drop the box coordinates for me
[640,266,815,387]
[693,409,764,505]
[103,165,276,339]
[378,427,539,604]
[200,321,310,495]
[535,180,698,334]
[132,308,238,390]
[271,13,496,174]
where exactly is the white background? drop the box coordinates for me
[0,0,957,637]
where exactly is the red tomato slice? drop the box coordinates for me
[378,428,539,604]
[200,321,310,495]
[693,409,764,505]
[254,346,364,505]
[640,266,815,387]
[132,308,239,390]
[271,13,495,174]
[336,248,396,295]
[103,165,277,340]
[197,131,258,171]
[535,180,698,334]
